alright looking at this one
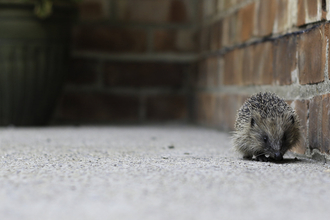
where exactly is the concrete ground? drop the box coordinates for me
[0,126,330,220]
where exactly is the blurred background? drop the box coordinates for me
[0,0,199,126]
[58,0,198,125]
[1,0,329,159]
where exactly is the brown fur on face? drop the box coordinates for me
[232,92,301,161]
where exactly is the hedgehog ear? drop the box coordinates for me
[290,115,294,124]
[251,118,255,127]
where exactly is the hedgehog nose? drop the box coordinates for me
[274,152,283,161]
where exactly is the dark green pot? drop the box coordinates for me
[0,3,74,126]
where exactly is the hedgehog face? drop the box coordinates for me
[249,112,300,160]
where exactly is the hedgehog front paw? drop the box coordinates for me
[255,154,269,162]
[243,155,253,160]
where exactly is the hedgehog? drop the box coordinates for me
[232,92,301,162]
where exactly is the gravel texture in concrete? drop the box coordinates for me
[0,126,330,220]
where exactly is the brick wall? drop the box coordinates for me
[195,0,330,159]
[54,0,198,124]
[54,0,330,159]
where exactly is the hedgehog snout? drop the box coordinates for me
[267,141,283,160]
[273,152,283,161]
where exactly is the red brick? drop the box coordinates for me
[210,21,222,51]
[58,93,139,122]
[274,0,290,33]
[196,59,207,87]
[292,99,309,154]
[237,2,255,42]
[221,95,230,130]
[216,0,223,12]
[215,94,224,127]
[221,94,241,131]
[237,0,246,4]
[117,0,168,23]
[273,35,297,85]
[197,0,203,21]
[215,94,249,130]
[202,0,216,18]
[326,23,330,80]
[195,93,202,123]
[146,95,188,120]
[254,0,277,37]
[200,25,211,52]
[218,57,224,85]
[297,0,321,26]
[221,16,229,47]
[117,0,193,23]
[154,30,175,51]
[228,12,238,45]
[297,0,306,26]
[321,94,330,154]
[78,0,109,21]
[206,93,217,125]
[298,25,326,85]
[72,26,147,53]
[218,94,227,130]
[187,63,198,88]
[153,29,196,53]
[252,41,274,85]
[104,62,186,88]
[309,95,322,152]
[169,0,191,23]
[206,56,219,87]
[67,59,98,85]
[222,12,238,47]
[322,0,327,20]
[241,46,254,85]
[224,49,243,85]
[307,0,319,19]
[224,0,237,10]
[175,29,198,52]
[196,93,217,125]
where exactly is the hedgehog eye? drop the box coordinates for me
[290,115,294,124]
[251,118,255,127]
[263,136,268,143]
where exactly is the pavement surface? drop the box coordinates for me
[0,126,330,220]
